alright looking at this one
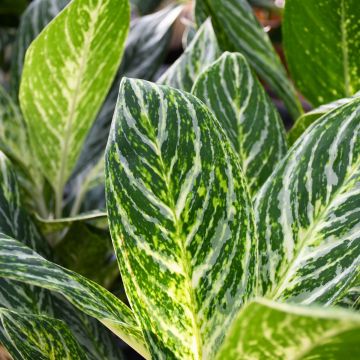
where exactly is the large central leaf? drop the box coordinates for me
[255,98,360,304]
[106,78,257,359]
[19,0,130,216]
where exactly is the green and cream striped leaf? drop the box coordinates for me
[106,78,257,359]
[0,235,149,359]
[288,91,360,146]
[158,18,220,92]
[0,308,87,360]
[10,0,70,97]
[51,294,125,360]
[283,0,360,107]
[19,0,130,216]
[254,97,360,305]
[215,298,360,360]
[193,52,287,195]
[71,5,180,188]
[197,0,302,119]
[0,153,126,360]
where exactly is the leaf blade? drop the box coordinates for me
[106,78,257,359]
[19,0,130,203]
[193,52,287,194]
[0,235,149,359]
[283,0,360,107]
[216,298,360,360]
[0,308,87,360]
[198,0,302,119]
[255,98,360,305]
[158,18,220,92]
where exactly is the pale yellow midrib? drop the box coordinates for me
[55,2,102,216]
[154,137,203,360]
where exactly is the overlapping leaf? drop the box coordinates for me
[193,52,287,194]
[289,91,360,145]
[71,5,180,178]
[196,0,302,119]
[69,6,180,213]
[283,0,360,107]
[0,235,149,359]
[254,98,360,305]
[19,0,130,216]
[158,19,220,92]
[51,294,125,360]
[0,153,127,359]
[0,308,87,360]
[106,78,257,359]
[216,299,360,359]
[0,85,48,214]
[10,0,70,97]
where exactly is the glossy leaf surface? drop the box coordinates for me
[0,235,149,359]
[197,0,302,119]
[106,78,257,359]
[158,19,220,92]
[288,91,360,146]
[216,299,360,359]
[0,308,87,360]
[255,98,360,304]
[193,52,287,194]
[283,0,360,107]
[19,0,130,204]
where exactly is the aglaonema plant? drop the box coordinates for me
[0,0,359,359]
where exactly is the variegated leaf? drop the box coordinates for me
[70,6,180,210]
[0,153,126,360]
[10,0,70,97]
[196,0,302,119]
[288,91,360,146]
[283,0,360,107]
[254,98,360,305]
[193,52,287,194]
[51,294,125,360]
[0,235,149,359]
[216,298,360,359]
[106,78,257,359]
[158,19,220,92]
[0,308,87,360]
[0,85,48,215]
[19,0,130,217]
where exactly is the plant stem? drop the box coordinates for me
[55,185,63,219]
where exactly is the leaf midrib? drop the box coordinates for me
[151,122,203,359]
[55,2,101,216]
[270,154,360,301]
